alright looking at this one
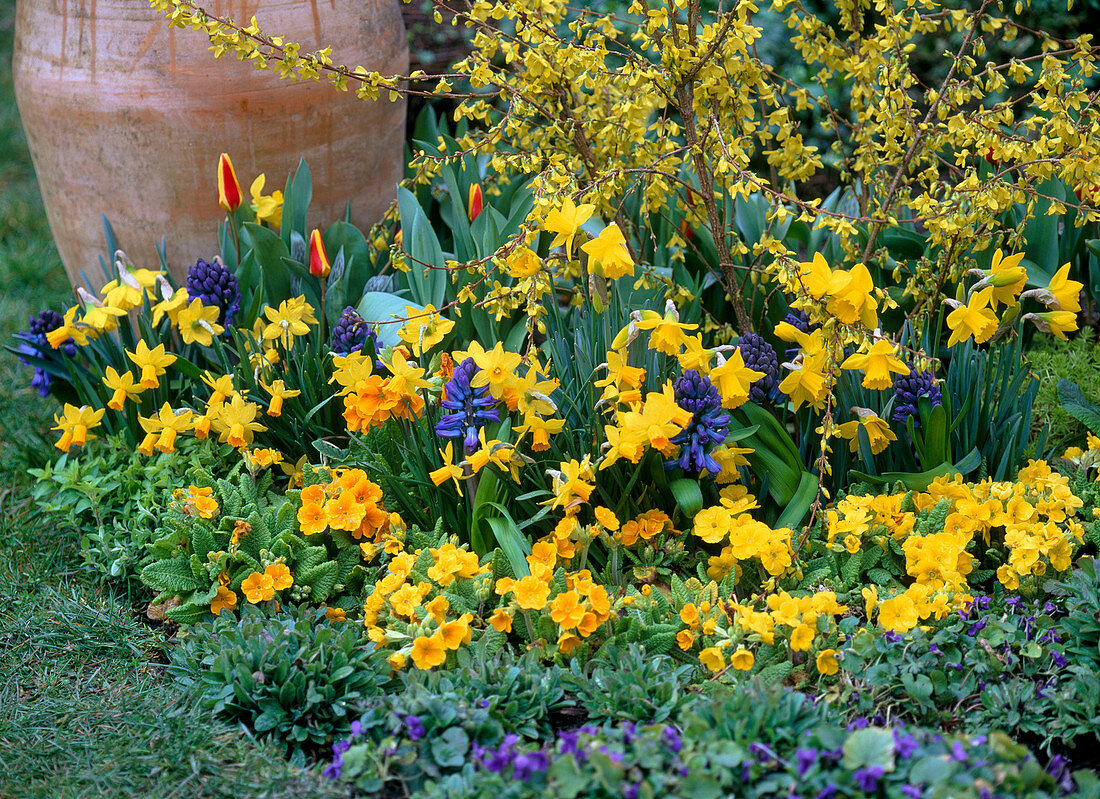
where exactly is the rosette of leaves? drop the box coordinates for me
[172,605,390,762]
[564,643,698,725]
[409,646,574,740]
[140,464,364,623]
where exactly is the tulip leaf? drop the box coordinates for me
[355,291,425,349]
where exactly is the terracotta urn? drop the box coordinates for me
[13,0,408,289]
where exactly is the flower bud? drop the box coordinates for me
[467,183,483,221]
[217,153,243,213]
[309,229,331,279]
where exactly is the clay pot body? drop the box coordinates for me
[13,0,407,289]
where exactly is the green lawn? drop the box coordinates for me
[0,2,344,794]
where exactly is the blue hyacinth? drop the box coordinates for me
[781,308,818,361]
[330,306,381,357]
[436,357,501,452]
[891,369,941,425]
[185,258,241,327]
[737,332,779,403]
[666,369,730,475]
[17,309,74,397]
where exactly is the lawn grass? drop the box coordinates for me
[0,2,346,795]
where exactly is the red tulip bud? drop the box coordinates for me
[309,229,331,279]
[467,183,483,222]
[217,153,243,213]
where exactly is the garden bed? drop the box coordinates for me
[6,0,1100,796]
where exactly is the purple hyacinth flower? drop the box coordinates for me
[666,369,730,475]
[436,357,501,452]
[186,257,241,327]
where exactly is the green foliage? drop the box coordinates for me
[409,647,573,739]
[29,435,231,582]
[943,334,1045,481]
[564,643,697,725]
[336,674,511,794]
[1030,331,1100,446]
[1058,379,1100,439]
[413,687,1071,799]
[171,604,390,760]
[1050,559,1100,671]
[842,590,1099,755]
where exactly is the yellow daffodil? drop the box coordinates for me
[1044,263,1083,313]
[468,342,522,398]
[177,298,225,346]
[213,393,268,449]
[249,173,283,227]
[151,282,189,326]
[837,409,897,455]
[840,339,910,390]
[261,379,300,417]
[986,248,1027,307]
[710,348,765,408]
[543,196,595,259]
[102,367,144,411]
[52,404,105,452]
[127,340,176,389]
[429,442,466,495]
[779,359,829,410]
[1024,310,1078,340]
[262,297,317,349]
[505,247,542,278]
[138,403,195,455]
[581,222,634,280]
[47,307,90,349]
[946,287,998,347]
[397,304,454,356]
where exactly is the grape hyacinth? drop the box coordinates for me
[17,309,74,397]
[330,306,381,357]
[185,257,241,327]
[436,357,501,452]
[738,332,779,403]
[891,368,941,425]
[667,369,730,475]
